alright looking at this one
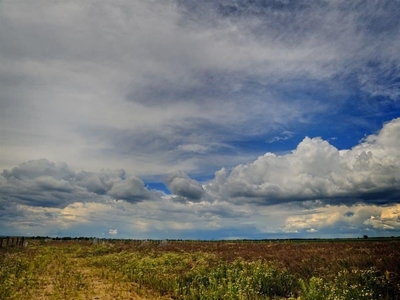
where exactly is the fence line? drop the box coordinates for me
[0,236,25,247]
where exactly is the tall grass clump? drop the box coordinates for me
[0,251,38,299]
[299,267,399,300]
[87,250,298,299]
[175,259,297,299]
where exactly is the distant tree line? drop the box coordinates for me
[12,236,400,242]
[28,236,94,241]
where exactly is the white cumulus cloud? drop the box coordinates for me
[205,118,400,206]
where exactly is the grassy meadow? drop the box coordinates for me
[1,239,400,299]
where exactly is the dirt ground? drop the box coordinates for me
[29,257,160,300]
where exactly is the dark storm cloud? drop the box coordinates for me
[0,159,154,208]
[2,159,74,181]
[165,170,205,202]
[107,176,152,203]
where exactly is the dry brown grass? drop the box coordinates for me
[112,239,400,280]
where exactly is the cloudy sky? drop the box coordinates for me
[1,0,400,239]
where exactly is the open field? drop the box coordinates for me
[1,239,400,299]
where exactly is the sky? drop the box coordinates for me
[1,0,400,239]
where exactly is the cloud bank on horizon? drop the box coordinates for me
[1,0,400,238]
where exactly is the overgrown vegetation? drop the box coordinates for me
[0,244,90,299]
[1,239,400,299]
